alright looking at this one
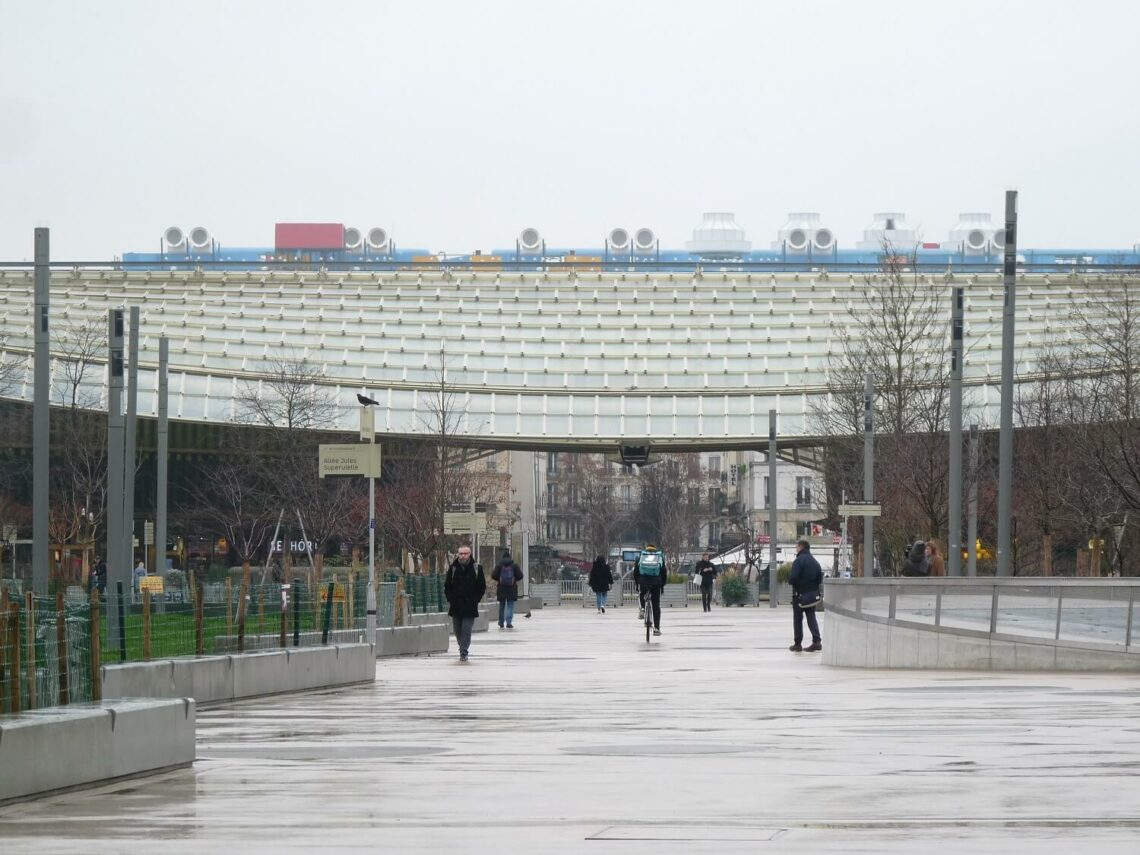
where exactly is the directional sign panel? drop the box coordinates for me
[319,444,382,478]
[838,503,882,517]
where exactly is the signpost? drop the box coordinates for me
[320,420,383,644]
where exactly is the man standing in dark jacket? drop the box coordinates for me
[444,545,486,662]
[788,539,823,652]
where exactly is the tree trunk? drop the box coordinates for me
[1042,533,1053,577]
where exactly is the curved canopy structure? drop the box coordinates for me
[0,268,1113,452]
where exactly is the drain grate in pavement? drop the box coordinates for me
[588,825,786,842]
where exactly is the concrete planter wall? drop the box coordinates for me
[101,643,375,705]
[0,698,195,804]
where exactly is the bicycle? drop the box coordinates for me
[644,587,653,643]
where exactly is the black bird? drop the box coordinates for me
[357,393,379,406]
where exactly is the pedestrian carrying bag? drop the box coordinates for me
[796,589,821,609]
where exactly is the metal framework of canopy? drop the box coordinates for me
[0,268,1107,456]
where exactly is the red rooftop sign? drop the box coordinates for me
[274,223,345,251]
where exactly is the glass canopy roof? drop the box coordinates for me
[0,268,1098,451]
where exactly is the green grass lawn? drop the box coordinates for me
[99,610,324,662]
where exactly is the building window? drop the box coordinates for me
[621,484,632,511]
[547,483,559,509]
[486,457,498,472]
[708,455,721,474]
[547,453,559,474]
[567,484,578,508]
[796,477,813,508]
[763,476,771,509]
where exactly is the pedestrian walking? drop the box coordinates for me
[926,541,946,577]
[694,552,718,612]
[491,549,523,629]
[588,555,613,613]
[133,560,148,593]
[444,544,486,662]
[90,556,108,597]
[788,539,823,652]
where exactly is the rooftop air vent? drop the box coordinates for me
[164,226,186,252]
[518,227,543,255]
[948,213,997,255]
[855,212,919,251]
[685,212,751,258]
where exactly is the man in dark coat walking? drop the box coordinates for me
[491,549,523,629]
[694,552,718,612]
[444,544,486,662]
[789,539,823,652]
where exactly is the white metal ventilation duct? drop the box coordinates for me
[773,213,834,254]
[366,227,390,252]
[344,227,363,250]
[992,229,1007,253]
[948,213,997,254]
[633,228,656,252]
[518,227,543,254]
[164,226,186,252]
[685,212,751,257]
[855,212,919,251]
[608,227,630,251]
[188,227,211,250]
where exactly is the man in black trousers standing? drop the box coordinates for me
[789,539,823,652]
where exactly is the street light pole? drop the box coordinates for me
[361,406,378,645]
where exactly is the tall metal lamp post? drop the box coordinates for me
[361,405,378,644]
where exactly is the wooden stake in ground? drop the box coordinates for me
[55,590,70,706]
[236,564,251,653]
[225,577,233,642]
[194,573,205,656]
[90,587,102,703]
[9,602,21,713]
[142,589,152,661]
[26,591,36,710]
[0,588,8,713]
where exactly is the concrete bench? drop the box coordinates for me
[0,698,195,804]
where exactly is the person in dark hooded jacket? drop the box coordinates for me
[901,540,930,577]
[588,555,613,613]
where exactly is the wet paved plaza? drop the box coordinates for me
[2,605,1140,853]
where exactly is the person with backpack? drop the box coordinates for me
[789,539,823,652]
[633,544,667,636]
[445,544,487,662]
[588,555,613,613]
[491,549,523,629]
[901,540,930,577]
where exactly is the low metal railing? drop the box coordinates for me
[826,578,1139,649]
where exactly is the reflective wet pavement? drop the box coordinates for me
[3,606,1140,852]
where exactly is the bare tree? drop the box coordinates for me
[0,334,24,397]
[563,454,630,562]
[233,351,347,571]
[636,454,708,571]
[184,457,276,576]
[812,249,955,572]
[53,317,105,409]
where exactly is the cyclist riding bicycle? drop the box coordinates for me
[633,544,667,636]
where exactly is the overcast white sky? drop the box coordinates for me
[3,0,1139,260]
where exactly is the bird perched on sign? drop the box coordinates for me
[357,393,379,406]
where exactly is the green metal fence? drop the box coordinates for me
[0,589,95,715]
